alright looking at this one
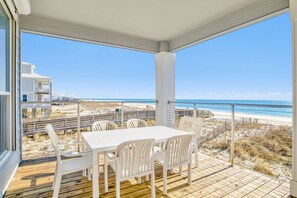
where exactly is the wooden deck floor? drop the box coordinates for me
[5,153,290,198]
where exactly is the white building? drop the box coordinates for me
[21,62,52,109]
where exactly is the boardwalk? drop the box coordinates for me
[5,153,289,198]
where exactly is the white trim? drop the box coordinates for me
[13,0,30,15]
[1,164,18,196]
[0,150,8,161]
[291,0,297,196]
[20,15,159,53]
[291,0,297,20]
[4,0,18,21]
[0,154,19,197]
[0,0,13,154]
[169,0,289,52]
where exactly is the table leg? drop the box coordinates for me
[92,150,99,197]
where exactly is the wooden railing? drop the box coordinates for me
[22,109,212,137]
[22,110,156,136]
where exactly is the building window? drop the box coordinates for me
[22,94,27,102]
[0,3,11,157]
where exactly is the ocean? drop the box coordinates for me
[82,98,292,118]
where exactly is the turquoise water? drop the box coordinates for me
[82,98,292,118]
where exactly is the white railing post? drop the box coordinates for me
[77,101,81,151]
[121,102,124,128]
[290,0,297,196]
[230,104,235,167]
[193,104,197,117]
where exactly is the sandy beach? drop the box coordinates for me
[211,111,292,125]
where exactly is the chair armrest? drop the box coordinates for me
[62,141,87,147]
[61,150,92,158]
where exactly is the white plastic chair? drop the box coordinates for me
[178,116,202,167]
[92,120,118,131]
[126,118,148,128]
[104,139,156,198]
[45,124,93,198]
[154,134,193,195]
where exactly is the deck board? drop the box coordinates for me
[5,153,290,198]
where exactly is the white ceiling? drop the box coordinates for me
[29,0,263,41]
[22,0,289,52]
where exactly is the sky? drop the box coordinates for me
[22,13,292,100]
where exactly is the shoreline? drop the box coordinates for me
[79,100,292,125]
[124,103,291,125]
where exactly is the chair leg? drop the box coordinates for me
[137,177,141,184]
[194,144,199,168]
[188,162,192,185]
[116,176,120,198]
[146,175,149,182]
[52,162,58,190]
[82,169,87,176]
[151,172,156,198]
[179,166,182,176]
[104,155,108,192]
[163,168,167,195]
[87,168,91,181]
[53,169,62,198]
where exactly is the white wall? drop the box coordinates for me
[21,78,34,92]
[21,64,32,74]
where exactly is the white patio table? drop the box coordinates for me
[81,125,190,198]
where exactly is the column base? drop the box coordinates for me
[291,180,297,197]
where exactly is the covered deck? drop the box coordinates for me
[5,153,289,198]
[1,0,297,197]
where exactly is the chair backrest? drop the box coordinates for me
[45,124,62,158]
[92,120,118,132]
[126,118,148,128]
[116,139,155,179]
[164,135,192,168]
[178,116,202,136]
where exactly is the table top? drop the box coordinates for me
[81,125,190,152]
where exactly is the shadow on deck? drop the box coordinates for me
[4,153,290,198]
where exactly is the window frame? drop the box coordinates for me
[22,94,27,102]
[0,0,13,160]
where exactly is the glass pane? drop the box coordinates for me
[0,4,9,92]
[0,96,7,155]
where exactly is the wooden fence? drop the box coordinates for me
[22,109,213,136]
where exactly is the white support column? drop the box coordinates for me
[291,0,297,196]
[155,52,175,127]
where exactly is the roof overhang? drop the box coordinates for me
[20,0,289,53]
[22,73,51,81]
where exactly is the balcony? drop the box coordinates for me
[35,87,50,94]
[2,0,297,197]
[12,100,292,197]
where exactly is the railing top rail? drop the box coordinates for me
[21,100,157,105]
[168,100,292,109]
